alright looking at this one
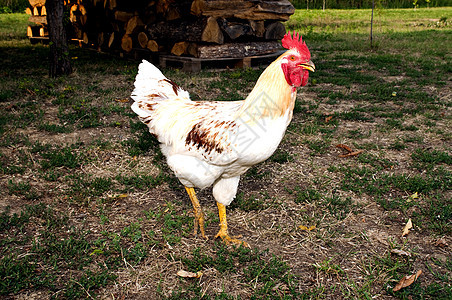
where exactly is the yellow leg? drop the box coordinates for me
[215,202,249,247]
[185,187,207,239]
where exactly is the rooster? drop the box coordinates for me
[131,32,314,246]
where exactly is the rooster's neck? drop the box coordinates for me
[237,55,295,123]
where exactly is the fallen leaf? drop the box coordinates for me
[349,150,364,156]
[116,98,130,103]
[5,103,16,110]
[338,150,363,158]
[391,249,411,257]
[298,225,316,231]
[402,218,413,237]
[336,144,353,153]
[177,270,203,278]
[410,192,419,199]
[26,88,36,96]
[107,193,128,199]
[90,249,104,255]
[434,237,448,248]
[325,116,333,123]
[393,270,422,292]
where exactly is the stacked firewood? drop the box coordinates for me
[27,0,295,59]
[26,0,48,39]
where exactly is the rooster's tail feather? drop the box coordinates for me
[131,60,190,121]
[131,60,190,103]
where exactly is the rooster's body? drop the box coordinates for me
[131,32,314,246]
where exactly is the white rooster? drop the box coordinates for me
[131,32,314,246]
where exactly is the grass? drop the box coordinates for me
[0,7,451,299]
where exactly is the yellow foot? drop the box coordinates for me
[215,228,249,248]
[185,187,208,240]
[193,209,208,240]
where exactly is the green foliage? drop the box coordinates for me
[124,122,160,157]
[411,148,452,166]
[293,187,322,204]
[116,173,165,191]
[0,0,28,13]
[178,245,304,299]
[305,139,331,155]
[289,0,449,9]
[270,149,294,163]
[7,180,40,200]
[39,146,82,170]
[229,192,270,211]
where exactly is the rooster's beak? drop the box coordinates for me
[300,61,315,72]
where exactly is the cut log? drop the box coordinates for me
[29,15,47,24]
[187,43,198,57]
[147,18,225,44]
[125,16,144,35]
[41,5,46,15]
[156,0,170,14]
[93,0,103,7]
[27,25,41,37]
[264,22,286,40]
[137,31,148,48]
[201,17,223,44]
[121,34,133,52]
[146,39,158,52]
[79,4,87,15]
[97,32,105,47]
[166,6,180,21]
[26,7,32,15]
[69,4,78,22]
[82,32,89,44]
[114,10,134,22]
[220,19,251,40]
[108,31,116,48]
[171,41,189,56]
[250,20,265,37]
[29,0,46,7]
[147,19,202,42]
[33,6,40,16]
[191,0,295,21]
[39,26,48,37]
[80,14,88,26]
[195,41,280,59]
[105,0,117,10]
[72,24,83,39]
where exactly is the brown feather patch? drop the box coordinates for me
[163,79,179,96]
[185,122,225,154]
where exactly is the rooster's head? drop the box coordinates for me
[280,31,315,88]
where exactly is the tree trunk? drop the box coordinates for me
[370,0,374,48]
[46,0,72,77]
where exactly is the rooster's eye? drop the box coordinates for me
[289,55,296,61]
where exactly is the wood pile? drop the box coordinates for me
[27,0,294,60]
[26,0,48,40]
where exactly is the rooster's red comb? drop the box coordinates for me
[282,31,310,56]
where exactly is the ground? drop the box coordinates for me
[0,7,451,300]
